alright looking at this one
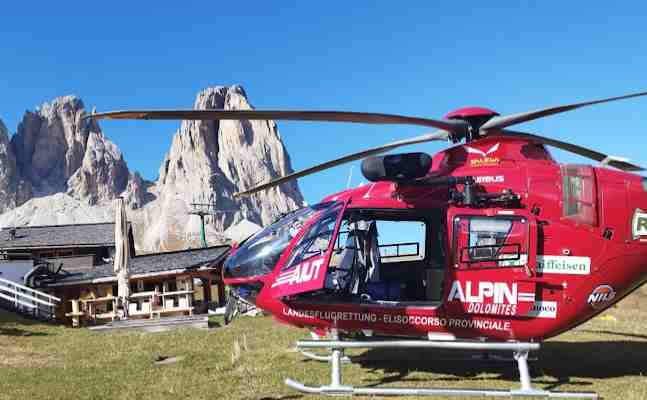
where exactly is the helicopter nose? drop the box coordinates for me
[221,254,270,302]
[230,283,262,304]
[222,260,245,280]
[222,256,270,283]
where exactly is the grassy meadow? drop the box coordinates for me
[1,287,647,400]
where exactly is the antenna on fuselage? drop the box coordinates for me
[346,166,354,189]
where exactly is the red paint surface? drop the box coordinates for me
[445,106,500,120]
[225,136,647,342]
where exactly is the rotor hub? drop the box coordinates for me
[444,107,499,121]
[445,107,500,142]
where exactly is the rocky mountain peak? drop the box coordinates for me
[0,119,30,214]
[146,85,304,250]
[9,95,144,208]
[13,96,86,190]
[0,85,305,252]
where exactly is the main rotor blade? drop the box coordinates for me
[495,129,645,172]
[234,130,450,198]
[481,90,647,131]
[89,109,462,131]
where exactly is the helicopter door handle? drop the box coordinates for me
[525,218,539,277]
[523,264,533,278]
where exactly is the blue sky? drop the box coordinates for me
[2,2,647,204]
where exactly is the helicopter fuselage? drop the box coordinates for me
[224,136,647,341]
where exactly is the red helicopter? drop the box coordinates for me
[91,91,647,399]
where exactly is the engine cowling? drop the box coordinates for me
[361,152,432,182]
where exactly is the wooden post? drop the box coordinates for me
[71,300,80,328]
[202,277,212,304]
[217,280,225,307]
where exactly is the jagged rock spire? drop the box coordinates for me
[0,86,305,252]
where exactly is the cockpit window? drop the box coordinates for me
[283,202,343,269]
[223,202,340,279]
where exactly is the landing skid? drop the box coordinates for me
[287,338,598,399]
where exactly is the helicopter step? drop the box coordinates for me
[286,338,598,399]
[299,348,536,364]
[299,331,352,363]
[299,332,538,364]
[299,350,351,363]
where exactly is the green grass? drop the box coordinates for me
[2,288,647,400]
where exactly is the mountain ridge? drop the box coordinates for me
[0,85,305,251]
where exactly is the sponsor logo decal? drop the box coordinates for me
[587,285,616,309]
[465,143,500,157]
[632,209,647,239]
[447,281,534,316]
[466,143,501,167]
[281,307,512,332]
[536,255,591,275]
[470,157,501,167]
[271,257,325,287]
[474,175,505,184]
[526,301,557,319]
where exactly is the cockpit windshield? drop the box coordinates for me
[223,201,340,280]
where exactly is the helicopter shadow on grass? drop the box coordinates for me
[0,312,51,337]
[0,326,49,337]
[347,340,647,390]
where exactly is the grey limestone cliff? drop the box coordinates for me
[0,86,305,252]
[143,85,304,250]
[11,96,144,208]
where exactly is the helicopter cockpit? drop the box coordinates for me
[222,202,341,302]
[223,204,330,278]
[223,200,447,307]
